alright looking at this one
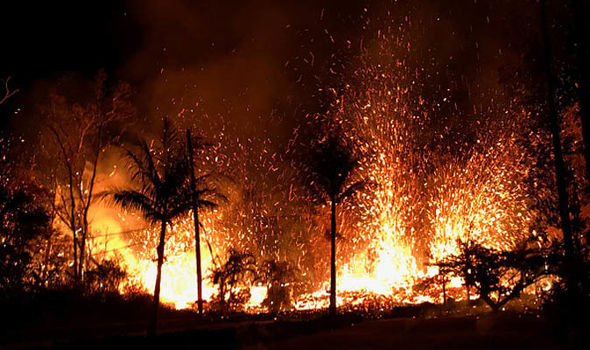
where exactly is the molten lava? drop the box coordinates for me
[86,25,546,312]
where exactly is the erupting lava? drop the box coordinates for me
[87,23,540,312]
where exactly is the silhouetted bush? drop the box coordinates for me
[210,248,257,312]
[84,259,127,295]
[259,259,297,313]
[0,178,58,298]
[435,239,556,311]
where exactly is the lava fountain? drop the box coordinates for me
[87,22,542,311]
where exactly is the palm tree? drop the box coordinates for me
[185,129,225,317]
[307,134,366,315]
[110,119,192,336]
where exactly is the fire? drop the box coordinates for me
[289,27,538,308]
[91,132,536,310]
[83,24,543,312]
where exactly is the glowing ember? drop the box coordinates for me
[84,21,544,312]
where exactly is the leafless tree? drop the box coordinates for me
[0,76,19,105]
[43,71,133,282]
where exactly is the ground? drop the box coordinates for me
[246,315,564,350]
[1,312,569,350]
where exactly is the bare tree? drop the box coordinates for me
[0,76,18,105]
[43,71,133,282]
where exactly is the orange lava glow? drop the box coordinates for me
[84,28,544,312]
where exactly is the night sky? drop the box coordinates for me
[0,0,577,138]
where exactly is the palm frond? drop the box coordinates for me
[197,199,219,209]
[111,190,161,223]
[337,179,372,203]
[196,188,227,203]
[307,134,362,200]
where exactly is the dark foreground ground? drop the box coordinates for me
[246,315,564,350]
[1,312,573,350]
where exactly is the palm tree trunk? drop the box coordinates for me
[442,275,446,305]
[78,232,85,281]
[193,206,203,316]
[329,198,337,315]
[66,162,78,284]
[148,218,167,337]
[219,279,226,310]
[187,129,204,317]
[43,236,53,285]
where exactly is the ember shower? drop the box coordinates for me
[79,11,548,310]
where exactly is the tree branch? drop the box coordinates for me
[0,76,19,105]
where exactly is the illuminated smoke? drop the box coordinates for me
[85,15,543,311]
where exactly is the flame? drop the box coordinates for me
[82,25,545,312]
[90,129,535,310]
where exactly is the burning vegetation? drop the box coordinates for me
[1,0,590,346]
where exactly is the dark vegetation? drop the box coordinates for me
[260,259,298,313]
[108,118,204,336]
[302,130,368,315]
[210,249,257,312]
[39,313,365,350]
[434,239,558,311]
[1,0,590,349]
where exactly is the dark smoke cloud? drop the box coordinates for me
[115,0,367,142]
[2,0,576,157]
[110,0,564,145]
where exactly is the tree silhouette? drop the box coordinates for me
[43,72,133,283]
[571,0,590,183]
[260,259,297,313]
[109,118,192,336]
[540,0,579,300]
[436,239,556,311]
[0,76,18,105]
[185,128,225,317]
[210,248,257,312]
[0,178,52,294]
[306,134,366,315]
